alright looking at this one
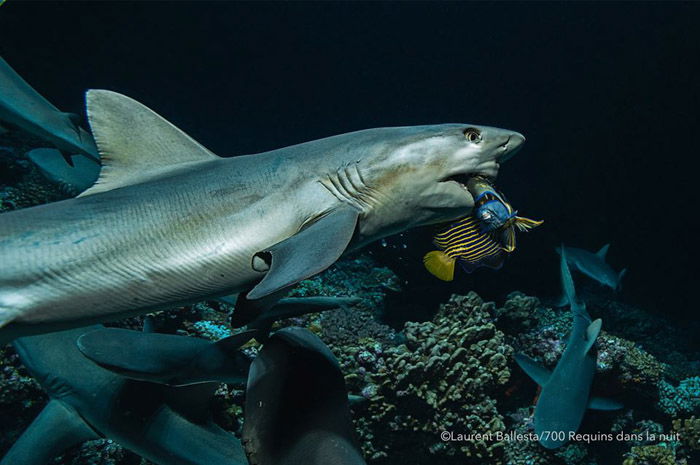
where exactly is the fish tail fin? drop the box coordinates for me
[514,216,543,232]
[423,251,456,281]
[616,268,627,291]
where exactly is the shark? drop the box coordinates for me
[555,244,627,303]
[243,326,367,465]
[0,89,524,342]
[25,148,100,195]
[514,248,622,449]
[2,295,354,465]
[0,56,99,162]
[0,325,250,465]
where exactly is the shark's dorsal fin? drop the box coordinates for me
[596,244,610,260]
[514,353,551,386]
[584,319,602,354]
[78,90,218,197]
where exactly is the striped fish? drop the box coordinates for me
[423,216,506,281]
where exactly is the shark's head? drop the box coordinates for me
[338,124,525,243]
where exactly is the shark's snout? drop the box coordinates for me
[499,132,525,162]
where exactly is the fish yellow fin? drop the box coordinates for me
[514,216,543,232]
[502,227,516,252]
[423,251,456,281]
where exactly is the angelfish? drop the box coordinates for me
[423,177,542,281]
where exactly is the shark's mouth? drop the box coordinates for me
[442,172,494,193]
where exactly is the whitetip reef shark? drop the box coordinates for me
[2,295,354,465]
[1,324,250,465]
[0,87,524,342]
[243,327,367,465]
[515,248,622,449]
[555,244,627,305]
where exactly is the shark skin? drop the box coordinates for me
[1,325,249,465]
[0,56,99,161]
[555,244,627,299]
[243,327,367,465]
[515,249,621,449]
[0,89,524,342]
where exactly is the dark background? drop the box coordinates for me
[1,1,698,321]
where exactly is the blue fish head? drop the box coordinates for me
[475,199,511,231]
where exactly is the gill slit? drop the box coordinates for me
[318,161,381,213]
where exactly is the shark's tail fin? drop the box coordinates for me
[616,268,627,292]
[559,245,589,321]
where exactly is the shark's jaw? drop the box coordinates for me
[337,124,526,244]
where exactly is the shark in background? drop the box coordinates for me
[0,86,525,343]
[515,248,622,449]
[2,295,356,465]
[1,324,250,465]
[555,244,627,305]
[243,327,367,465]
[0,56,100,193]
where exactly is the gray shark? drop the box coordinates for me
[0,56,99,161]
[0,324,251,465]
[243,327,367,465]
[26,148,100,194]
[0,89,524,342]
[555,244,627,301]
[1,295,358,464]
[515,249,622,449]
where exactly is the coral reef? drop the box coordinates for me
[658,378,700,417]
[344,292,512,464]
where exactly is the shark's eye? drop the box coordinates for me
[463,128,482,143]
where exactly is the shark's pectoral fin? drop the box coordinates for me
[0,400,98,465]
[78,327,255,385]
[587,396,623,410]
[584,319,602,354]
[514,353,551,386]
[247,207,360,300]
[79,89,219,197]
[231,288,287,328]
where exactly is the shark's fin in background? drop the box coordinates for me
[596,244,610,261]
[584,319,602,354]
[587,396,623,410]
[77,327,255,386]
[553,293,569,307]
[79,89,219,197]
[514,353,551,386]
[0,400,98,465]
[423,250,456,281]
[247,207,359,300]
[616,268,627,291]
